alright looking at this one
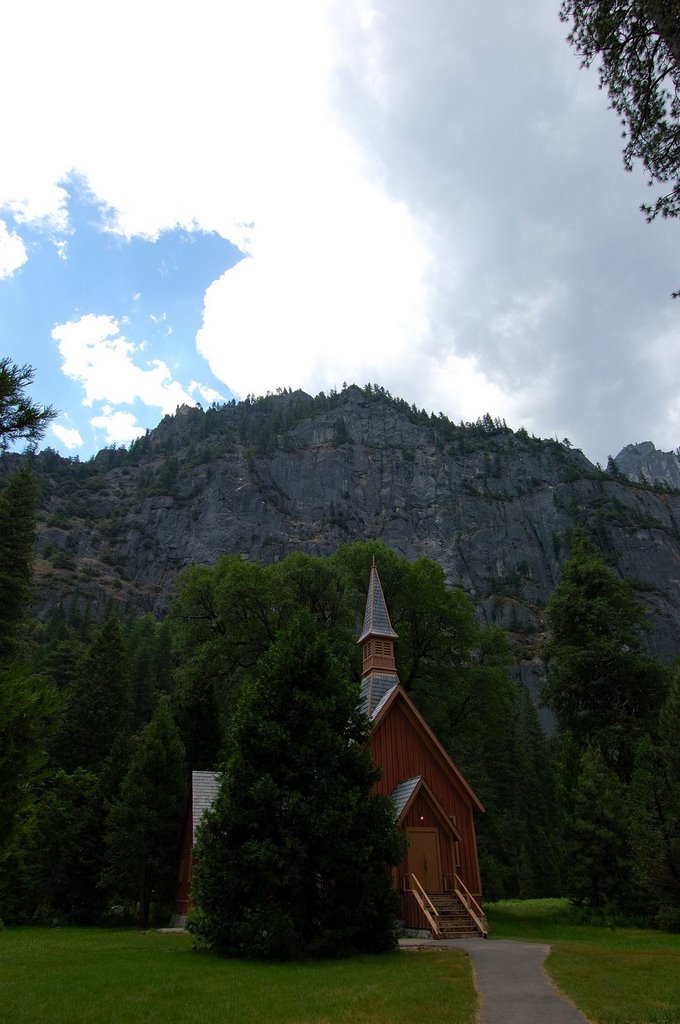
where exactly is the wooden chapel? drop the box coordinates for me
[358,558,486,937]
[174,559,487,937]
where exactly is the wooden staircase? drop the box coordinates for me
[428,893,485,938]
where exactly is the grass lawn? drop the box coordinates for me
[486,898,680,1024]
[0,927,476,1024]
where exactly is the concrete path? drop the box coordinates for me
[399,938,590,1024]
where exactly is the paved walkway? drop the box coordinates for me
[399,938,590,1024]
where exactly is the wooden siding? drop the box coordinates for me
[401,888,432,932]
[401,792,456,889]
[173,799,194,915]
[370,696,482,896]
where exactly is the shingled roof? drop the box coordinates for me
[359,673,399,718]
[357,558,398,644]
[191,770,220,842]
[391,776,422,819]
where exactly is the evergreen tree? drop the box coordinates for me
[102,699,187,928]
[53,612,130,772]
[567,745,631,913]
[1,769,103,924]
[0,462,57,861]
[0,465,38,660]
[126,615,161,733]
[0,663,58,855]
[544,531,669,778]
[189,612,403,959]
[561,0,680,234]
[629,672,680,925]
[0,357,56,449]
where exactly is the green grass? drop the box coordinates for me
[486,898,680,1024]
[0,928,476,1024]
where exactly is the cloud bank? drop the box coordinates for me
[0,0,678,463]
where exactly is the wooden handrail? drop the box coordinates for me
[453,873,488,937]
[407,873,441,938]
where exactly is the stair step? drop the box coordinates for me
[426,892,486,938]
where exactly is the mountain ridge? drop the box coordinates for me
[4,383,680,677]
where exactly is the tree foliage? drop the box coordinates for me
[567,744,631,911]
[0,769,103,924]
[545,530,669,776]
[0,664,58,854]
[53,612,130,773]
[103,699,187,928]
[189,612,403,958]
[0,466,38,660]
[0,357,56,450]
[172,542,557,903]
[0,361,58,866]
[561,1,680,232]
[629,671,680,926]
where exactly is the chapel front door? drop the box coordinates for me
[406,827,442,893]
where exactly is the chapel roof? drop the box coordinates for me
[391,776,422,818]
[359,673,399,718]
[191,770,220,842]
[357,558,398,643]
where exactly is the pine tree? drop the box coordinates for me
[545,531,669,778]
[0,357,55,449]
[629,672,680,925]
[189,611,403,959]
[0,465,58,861]
[54,612,130,773]
[568,745,631,912]
[1,768,103,924]
[103,699,187,928]
[0,465,38,660]
[0,663,58,854]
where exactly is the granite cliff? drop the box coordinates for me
[6,385,680,681]
[615,441,680,490]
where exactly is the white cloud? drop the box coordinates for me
[51,313,195,413]
[189,380,226,406]
[0,219,28,278]
[50,422,83,450]
[90,410,145,445]
[0,0,678,464]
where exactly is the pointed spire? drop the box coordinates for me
[358,557,398,644]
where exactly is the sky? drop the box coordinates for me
[0,0,678,466]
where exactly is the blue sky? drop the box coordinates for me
[1,175,241,455]
[0,0,678,465]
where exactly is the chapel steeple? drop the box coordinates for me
[358,557,398,678]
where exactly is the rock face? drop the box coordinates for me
[615,441,680,490]
[7,386,680,669]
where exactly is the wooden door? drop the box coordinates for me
[406,827,442,893]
